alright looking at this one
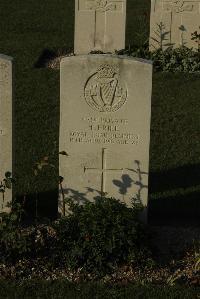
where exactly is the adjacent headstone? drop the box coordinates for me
[59,55,152,219]
[0,54,13,213]
[74,0,127,54]
[150,0,200,50]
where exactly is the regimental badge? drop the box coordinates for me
[84,64,127,112]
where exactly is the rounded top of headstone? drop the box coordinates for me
[61,54,153,66]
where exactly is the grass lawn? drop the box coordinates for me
[0,0,199,222]
[0,280,199,299]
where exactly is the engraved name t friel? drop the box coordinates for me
[84,64,127,112]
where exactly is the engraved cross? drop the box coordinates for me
[79,0,124,49]
[84,148,124,196]
[162,0,195,46]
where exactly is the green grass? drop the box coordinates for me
[0,0,199,222]
[0,280,199,299]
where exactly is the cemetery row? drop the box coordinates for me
[0,0,200,222]
[75,0,200,53]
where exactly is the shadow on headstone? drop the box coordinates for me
[58,159,147,219]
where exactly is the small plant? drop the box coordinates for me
[191,27,200,52]
[194,252,200,272]
[54,197,151,276]
[0,171,25,262]
[58,150,69,216]
[150,22,170,50]
[0,171,14,212]
[117,44,200,73]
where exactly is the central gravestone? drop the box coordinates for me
[74,0,127,54]
[59,55,152,216]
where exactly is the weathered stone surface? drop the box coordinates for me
[59,55,152,218]
[74,0,127,54]
[0,54,13,213]
[150,0,200,50]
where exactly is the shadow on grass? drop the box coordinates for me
[17,189,58,224]
[34,48,73,68]
[148,164,200,225]
[148,191,200,226]
[150,164,200,193]
[34,49,58,68]
[15,163,200,225]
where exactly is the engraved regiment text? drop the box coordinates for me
[69,116,139,145]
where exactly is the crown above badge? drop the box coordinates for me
[96,64,119,78]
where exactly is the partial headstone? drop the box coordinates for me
[74,0,127,54]
[0,54,13,213]
[150,0,200,50]
[59,55,152,219]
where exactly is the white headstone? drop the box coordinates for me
[59,55,152,219]
[74,0,127,54]
[0,54,13,213]
[150,0,200,50]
